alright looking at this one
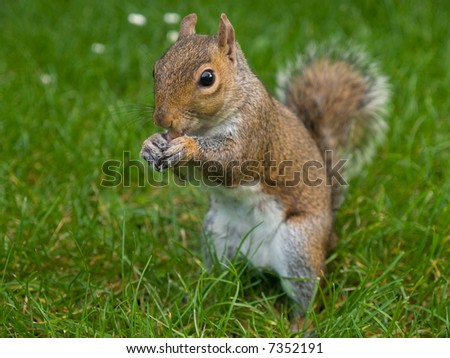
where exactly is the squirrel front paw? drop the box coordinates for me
[159,136,199,170]
[140,133,170,171]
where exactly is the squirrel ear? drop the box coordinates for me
[179,13,197,39]
[218,13,236,64]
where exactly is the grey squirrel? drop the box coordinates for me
[141,13,389,314]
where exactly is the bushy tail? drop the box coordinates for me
[276,43,390,210]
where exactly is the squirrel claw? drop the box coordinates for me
[140,146,162,172]
[159,136,196,169]
[159,148,185,170]
[140,133,170,171]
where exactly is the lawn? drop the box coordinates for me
[1,0,449,337]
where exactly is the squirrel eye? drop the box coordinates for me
[199,70,215,87]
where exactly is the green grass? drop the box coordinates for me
[1,0,449,337]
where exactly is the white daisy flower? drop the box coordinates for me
[128,13,147,26]
[91,43,106,54]
[39,73,53,85]
[167,30,179,43]
[163,12,180,24]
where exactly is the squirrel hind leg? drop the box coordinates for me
[272,214,330,315]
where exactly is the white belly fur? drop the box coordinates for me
[203,184,286,269]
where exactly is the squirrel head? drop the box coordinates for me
[152,13,245,139]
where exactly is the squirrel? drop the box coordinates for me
[140,13,389,314]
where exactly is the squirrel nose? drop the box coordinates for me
[153,109,169,128]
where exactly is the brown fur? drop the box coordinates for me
[141,13,389,314]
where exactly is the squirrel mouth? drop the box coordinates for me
[163,130,184,143]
